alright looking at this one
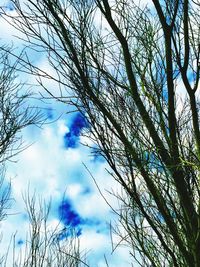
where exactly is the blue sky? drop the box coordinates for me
[0,107,130,266]
[2,0,194,266]
[0,1,132,266]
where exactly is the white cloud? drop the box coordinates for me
[1,114,129,266]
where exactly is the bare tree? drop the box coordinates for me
[0,40,87,267]
[0,48,45,264]
[2,0,200,266]
[0,48,43,219]
[1,193,89,267]
[0,51,43,163]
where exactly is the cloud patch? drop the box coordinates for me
[5,2,15,11]
[46,107,54,120]
[58,198,82,228]
[17,239,24,246]
[64,113,89,149]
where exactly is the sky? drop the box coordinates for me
[0,1,133,266]
[1,1,197,266]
